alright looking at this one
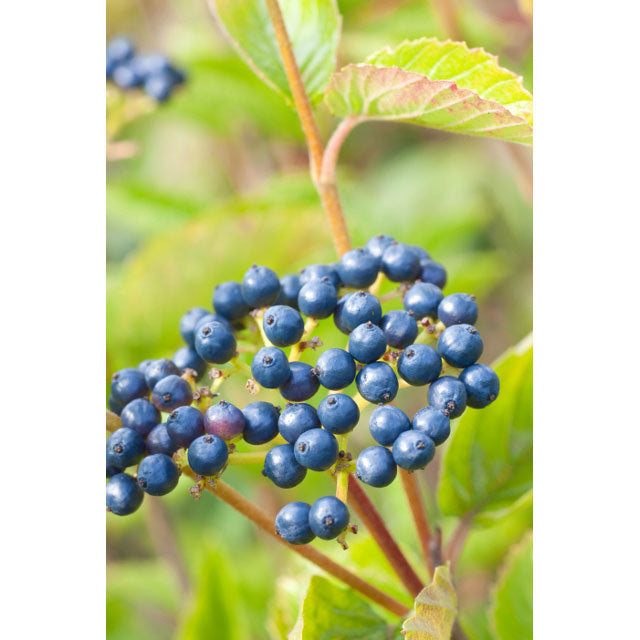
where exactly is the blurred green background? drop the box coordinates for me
[107,1,532,638]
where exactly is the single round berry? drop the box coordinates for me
[106,427,145,469]
[337,248,379,288]
[145,423,176,456]
[187,434,228,476]
[106,36,135,65]
[120,398,160,438]
[279,362,320,402]
[334,291,382,334]
[112,63,143,88]
[263,444,307,488]
[278,403,321,443]
[317,394,360,434]
[392,431,436,471]
[313,348,356,390]
[111,368,148,406]
[144,358,181,391]
[458,364,500,408]
[420,260,447,289]
[381,310,418,349]
[356,446,397,488]
[242,401,280,445]
[275,502,315,545]
[365,234,395,260]
[213,281,251,320]
[437,324,483,368]
[297,279,338,319]
[194,312,233,334]
[428,376,467,418]
[166,405,205,448]
[251,347,291,388]
[381,242,420,282]
[173,346,207,378]
[294,428,339,471]
[348,322,387,364]
[403,282,444,319]
[309,496,350,540]
[204,400,246,441]
[137,454,180,496]
[195,320,237,365]
[299,264,341,290]
[106,473,144,516]
[151,375,193,412]
[144,70,179,101]
[356,361,399,404]
[369,405,411,446]
[275,274,302,308]
[241,265,281,308]
[397,344,442,386]
[437,293,478,327]
[137,359,153,374]
[179,307,210,347]
[263,305,304,347]
[412,406,451,445]
[106,463,122,478]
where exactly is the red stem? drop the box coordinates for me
[399,469,434,575]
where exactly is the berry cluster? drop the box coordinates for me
[106,235,499,547]
[106,36,185,102]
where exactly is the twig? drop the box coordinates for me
[444,512,474,574]
[399,470,434,575]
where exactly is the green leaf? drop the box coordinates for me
[402,565,457,640]
[208,0,341,105]
[490,534,533,640]
[288,575,388,640]
[324,38,532,145]
[438,335,532,518]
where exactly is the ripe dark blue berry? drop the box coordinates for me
[179,307,210,347]
[120,398,160,438]
[144,358,181,390]
[392,430,436,471]
[278,403,321,443]
[275,274,302,308]
[297,278,338,319]
[412,406,451,445]
[348,322,387,364]
[263,444,307,488]
[213,281,251,320]
[294,428,339,471]
[194,312,233,334]
[275,502,315,544]
[313,348,356,390]
[242,265,281,308]
[369,405,411,446]
[397,344,442,386]
[173,346,207,378]
[410,246,431,265]
[437,324,483,368]
[106,473,144,516]
[279,361,319,402]
[365,234,395,260]
[145,423,177,456]
[144,70,179,102]
[317,394,360,434]
[337,248,379,288]
[381,310,418,349]
[137,454,180,496]
[309,496,349,540]
[299,264,341,289]
[111,368,148,406]
[334,291,382,334]
[420,260,447,289]
[251,347,291,388]
[428,376,467,418]
[403,282,444,319]
[195,320,237,364]
[151,374,193,412]
[204,400,246,441]
[263,305,304,347]
[106,427,145,469]
[356,446,397,487]
[381,242,421,282]
[108,394,125,416]
[166,405,205,448]
[356,361,399,404]
[187,434,228,476]
[458,364,499,408]
[106,37,135,67]
[242,401,280,445]
[437,293,478,327]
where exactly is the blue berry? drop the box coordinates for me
[428,376,467,418]
[309,496,349,540]
[317,394,360,434]
[381,310,418,349]
[251,347,291,388]
[365,234,395,260]
[213,281,250,321]
[299,264,341,289]
[166,405,204,448]
[112,63,143,88]
[242,265,281,308]
[275,502,315,545]
[437,324,483,368]
[263,305,304,347]
[369,405,411,446]
[204,400,246,441]
[356,362,399,404]
[144,358,181,390]
[106,427,145,469]
[187,434,228,476]
[410,246,431,265]
[313,348,356,390]
[144,70,178,101]
[294,428,339,471]
[348,322,387,364]
[120,398,160,438]
[278,403,320,443]
[194,312,233,334]
[195,320,237,365]
[403,282,444,319]
[458,364,499,408]
[106,37,135,65]
[275,274,302,308]
[297,278,338,319]
[137,454,180,496]
[412,406,450,445]
[111,368,148,406]
[392,431,436,471]
[263,444,307,488]
[129,53,171,80]
[337,248,379,288]
[242,401,280,445]
[437,293,478,327]
[106,473,144,516]
[137,359,154,374]
[397,344,442,386]
[179,307,210,347]
[151,374,193,412]
[356,446,397,487]
[108,394,125,416]
[173,346,207,378]
[420,261,447,289]
[279,362,319,402]
[334,291,382,334]
[145,423,176,456]
[381,242,420,282]
[107,463,122,478]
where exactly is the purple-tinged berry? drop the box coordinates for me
[204,400,246,441]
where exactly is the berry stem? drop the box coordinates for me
[335,435,351,503]
[399,469,434,575]
[227,451,267,465]
[289,317,318,361]
[444,512,474,574]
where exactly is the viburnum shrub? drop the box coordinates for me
[106,1,532,638]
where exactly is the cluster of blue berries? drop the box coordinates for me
[106,36,185,102]
[106,235,499,547]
